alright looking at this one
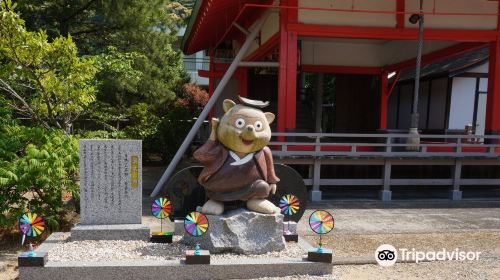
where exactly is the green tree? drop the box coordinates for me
[0,1,96,132]
[16,0,191,110]
[0,97,79,229]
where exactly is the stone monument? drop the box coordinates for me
[71,140,149,241]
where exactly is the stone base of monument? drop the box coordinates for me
[185,250,210,264]
[19,233,333,280]
[150,232,173,243]
[182,209,286,254]
[308,248,333,263]
[71,224,150,241]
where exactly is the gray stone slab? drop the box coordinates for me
[71,224,150,241]
[19,258,332,280]
[79,140,142,225]
[183,209,286,254]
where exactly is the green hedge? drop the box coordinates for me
[0,106,79,230]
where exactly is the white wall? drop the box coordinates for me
[297,0,498,30]
[405,0,498,30]
[301,39,454,68]
[299,0,396,27]
[245,12,279,57]
[448,77,476,130]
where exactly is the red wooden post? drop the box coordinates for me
[486,40,500,134]
[396,0,405,29]
[379,72,389,130]
[278,0,298,132]
[277,0,289,132]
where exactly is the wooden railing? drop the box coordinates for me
[269,133,500,158]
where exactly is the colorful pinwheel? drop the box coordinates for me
[19,213,45,245]
[279,194,300,216]
[151,197,172,219]
[309,210,334,235]
[184,211,209,237]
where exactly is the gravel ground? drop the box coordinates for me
[48,236,304,262]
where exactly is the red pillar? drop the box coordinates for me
[486,40,500,134]
[278,0,298,132]
[396,0,405,29]
[380,72,389,130]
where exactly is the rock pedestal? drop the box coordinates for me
[71,140,149,241]
[183,209,286,254]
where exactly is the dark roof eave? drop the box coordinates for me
[181,0,203,54]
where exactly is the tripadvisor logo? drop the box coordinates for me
[375,244,482,267]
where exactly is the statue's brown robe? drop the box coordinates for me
[194,140,280,195]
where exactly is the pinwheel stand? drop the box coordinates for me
[307,210,334,263]
[184,211,211,265]
[308,248,333,263]
[18,212,48,268]
[279,194,300,242]
[150,232,173,243]
[18,251,48,267]
[283,222,298,242]
[185,247,210,264]
[150,197,174,243]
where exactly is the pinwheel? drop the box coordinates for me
[184,211,209,237]
[279,194,300,216]
[151,197,172,233]
[151,197,172,219]
[279,194,300,235]
[19,213,45,245]
[309,210,334,252]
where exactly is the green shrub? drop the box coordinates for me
[0,105,79,230]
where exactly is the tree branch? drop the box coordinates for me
[0,78,50,129]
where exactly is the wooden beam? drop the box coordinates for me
[301,65,382,75]
[245,32,280,61]
[386,42,488,72]
[288,23,499,42]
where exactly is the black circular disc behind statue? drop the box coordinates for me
[163,164,307,222]
[162,166,206,219]
[269,164,307,223]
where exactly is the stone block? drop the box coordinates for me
[183,208,286,254]
[308,248,333,263]
[18,252,48,267]
[185,250,210,265]
[150,232,173,243]
[79,140,142,225]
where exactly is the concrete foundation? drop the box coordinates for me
[379,190,392,201]
[20,258,332,280]
[310,190,322,202]
[71,224,150,241]
[449,190,463,200]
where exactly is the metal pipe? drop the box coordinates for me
[238,61,279,67]
[411,1,424,128]
[407,0,424,150]
[150,11,271,197]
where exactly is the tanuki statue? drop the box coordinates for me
[193,96,280,215]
